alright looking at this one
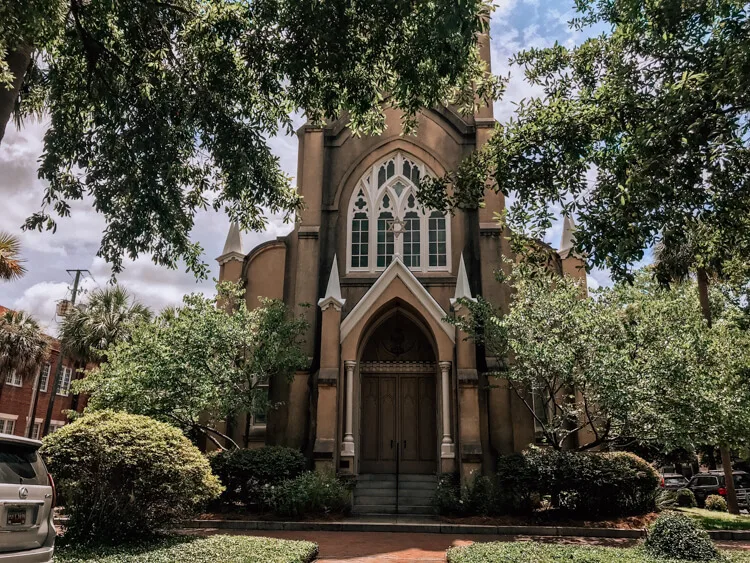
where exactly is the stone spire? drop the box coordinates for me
[450,254,476,309]
[318,255,345,311]
[217,221,245,265]
[558,214,576,259]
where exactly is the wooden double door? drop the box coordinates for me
[360,372,437,474]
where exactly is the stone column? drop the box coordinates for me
[315,258,346,471]
[439,361,455,461]
[341,360,356,457]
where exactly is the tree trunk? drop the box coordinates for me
[25,368,42,438]
[42,357,65,437]
[721,445,741,515]
[696,268,712,328]
[0,43,32,145]
[696,271,741,514]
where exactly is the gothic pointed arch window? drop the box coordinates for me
[346,152,451,274]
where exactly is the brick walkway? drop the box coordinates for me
[187,529,649,562]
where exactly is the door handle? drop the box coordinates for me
[403,440,406,449]
[390,440,394,449]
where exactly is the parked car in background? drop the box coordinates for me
[687,470,750,508]
[660,473,690,491]
[0,434,55,561]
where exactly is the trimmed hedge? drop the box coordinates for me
[42,411,222,544]
[55,535,318,563]
[436,449,659,518]
[645,513,719,561]
[447,542,734,563]
[210,446,307,505]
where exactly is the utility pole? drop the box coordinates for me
[27,269,88,439]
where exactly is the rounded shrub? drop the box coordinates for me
[676,487,698,508]
[209,446,306,505]
[432,473,462,515]
[704,494,728,512]
[41,411,223,544]
[645,513,719,561]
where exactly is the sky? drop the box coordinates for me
[0,0,612,335]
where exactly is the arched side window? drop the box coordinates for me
[346,152,451,274]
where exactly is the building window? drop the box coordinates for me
[403,212,421,268]
[0,418,15,435]
[56,366,72,396]
[5,370,22,387]
[38,363,50,393]
[31,423,41,440]
[376,211,394,268]
[251,385,269,427]
[428,212,447,268]
[346,152,450,274]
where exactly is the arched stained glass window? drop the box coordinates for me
[347,152,450,273]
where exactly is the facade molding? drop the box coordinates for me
[340,257,455,345]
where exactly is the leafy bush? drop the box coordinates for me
[645,513,719,561]
[494,449,659,517]
[55,535,318,563]
[42,411,223,544]
[495,453,542,515]
[655,489,678,511]
[261,471,350,517]
[676,487,698,508]
[433,473,498,516]
[433,473,463,515]
[705,494,728,512]
[210,446,307,505]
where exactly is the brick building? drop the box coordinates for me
[0,305,81,439]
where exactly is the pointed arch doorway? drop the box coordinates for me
[358,309,438,474]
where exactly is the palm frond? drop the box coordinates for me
[0,232,26,281]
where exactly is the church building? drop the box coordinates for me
[216,39,586,512]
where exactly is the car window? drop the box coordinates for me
[665,478,686,485]
[734,474,750,489]
[694,476,717,486]
[0,443,47,486]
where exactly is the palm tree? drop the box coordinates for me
[0,232,26,281]
[0,310,48,404]
[40,286,151,435]
[654,227,748,515]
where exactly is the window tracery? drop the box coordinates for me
[346,152,450,273]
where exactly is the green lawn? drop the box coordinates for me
[54,535,318,563]
[676,507,750,530]
[446,542,750,563]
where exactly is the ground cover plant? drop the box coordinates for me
[54,535,318,563]
[446,542,749,563]
[676,508,750,531]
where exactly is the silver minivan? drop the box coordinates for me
[0,434,55,562]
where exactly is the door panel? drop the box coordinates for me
[359,371,436,475]
[379,377,397,464]
[400,377,420,462]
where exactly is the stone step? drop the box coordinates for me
[397,505,435,515]
[355,495,398,506]
[352,504,397,515]
[398,474,437,482]
[355,481,398,490]
[398,493,435,503]
[396,481,438,490]
[357,474,397,481]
